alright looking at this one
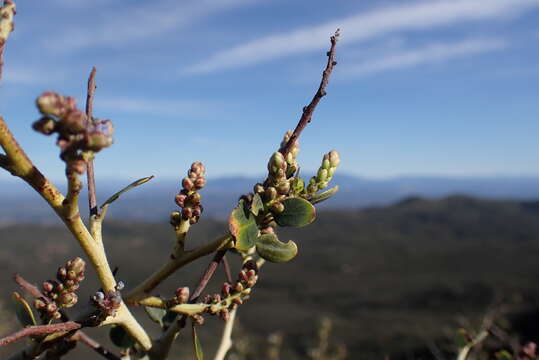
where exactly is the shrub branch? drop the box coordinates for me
[279,29,340,158]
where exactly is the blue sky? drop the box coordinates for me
[0,0,538,183]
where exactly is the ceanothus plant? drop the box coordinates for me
[0,2,341,359]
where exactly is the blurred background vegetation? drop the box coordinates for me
[0,195,537,359]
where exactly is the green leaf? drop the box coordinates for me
[291,177,305,195]
[229,199,259,251]
[109,325,135,349]
[162,310,177,326]
[309,185,339,204]
[251,193,264,216]
[256,234,298,263]
[101,176,154,209]
[192,323,204,360]
[144,306,167,328]
[274,197,316,227]
[495,350,513,360]
[11,292,37,327]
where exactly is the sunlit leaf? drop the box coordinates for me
[229,199,258,251]
[256,234,298,263]
[274,197,316,227]
[251,193,264,216]
[309,185,339,204]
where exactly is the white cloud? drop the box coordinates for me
[342,37,507,77]
[3,67,67,86]
[97,97,224,118]
[45,0,252,52]
[185,0,539,74]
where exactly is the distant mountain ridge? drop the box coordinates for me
[0,174,538,223]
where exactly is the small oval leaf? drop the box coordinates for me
[256,234,298,263]
[229,200,259,251]
[144,306,167,327]
[274,197,316,227]
[309,185,339,205]
[11,292,37,327]
[192,323,204,360]
[109,325,135,349]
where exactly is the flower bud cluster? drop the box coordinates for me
[33,91,114,171]
[307,150,340,194]
[174,162,206,224]
[252,152,293,215]
[202,260,258,321]
[92,281,124,318]
[34,257,86,320]
[280,130,300,177]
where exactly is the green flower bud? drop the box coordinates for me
[67,257,86,274]
[182,177,194,191]
[322,158,331,170]
[265,186,277,200]
[276,181,290,195]
[59,292,78,307]
[329,150,340,167]
[317,168,328,182]
[318,181,329,190]
[268,152,286,174]
[170,211,181,225]
[307,184,318,194]
[254,183,264,194]
[270,202,285,214]
[188,192,201,205]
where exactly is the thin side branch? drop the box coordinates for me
[213,308,238,360]
[279,29,340,158]
[125,234,232,304]
[0,322,81,347]
[191,249,228,302]
[85,67,98,217]
[222,256,233,284]
[13,273,45,299]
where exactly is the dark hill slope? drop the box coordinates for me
[0,196,538,359]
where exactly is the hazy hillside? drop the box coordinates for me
[1,174,539,223]
[0,196,538,359]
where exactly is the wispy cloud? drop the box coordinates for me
[45,0,252,52]
[3,67,67,86]
[341,37,507,77]
[97,97,224,118]
[185,0,539,74]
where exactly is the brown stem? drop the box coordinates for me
[278,29,340,158]
[0,322,81,347]
[13,273,46,299]
[191,249,228,302]
[222,255,233,284]
[176,249,228,330]
[85,67,98,216]
[72,331,121,360]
